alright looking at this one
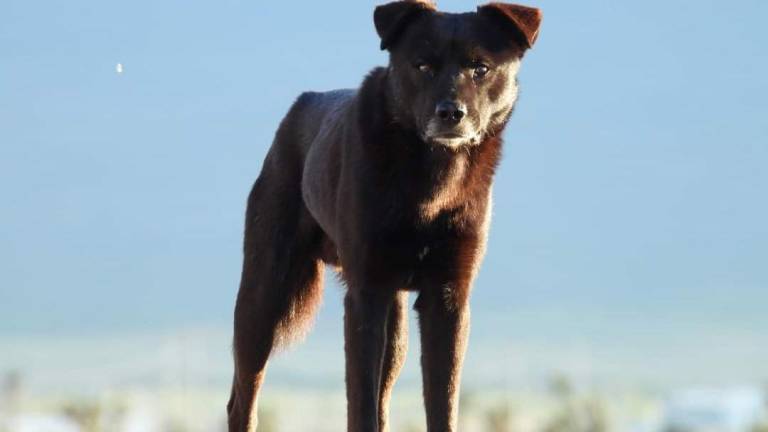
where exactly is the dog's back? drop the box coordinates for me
[280,89,356,158]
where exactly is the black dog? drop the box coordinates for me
[228,1,542,431]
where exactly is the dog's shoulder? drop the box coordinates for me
[283,89,356,147]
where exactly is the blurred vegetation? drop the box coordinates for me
[485,402,515,432]
[59,396,130,432]
[5,369,768,432]
[256,405,278,432]
[61,400,102,432]
[162,420,189,432]
[402,422,424,432]
[541,375,609,432]
[757,385,768,432]
[0,371,21,432]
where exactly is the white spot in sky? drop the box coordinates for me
[116,63,124,75]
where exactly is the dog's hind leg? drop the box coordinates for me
[227,157,325,432]
[377,290,409,432]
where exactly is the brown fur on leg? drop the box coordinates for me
[344,289,395,432]
[378,291,409,432]
[412,230,484,432]
[416,286,471,432]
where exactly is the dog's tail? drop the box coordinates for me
[271,258,325,351]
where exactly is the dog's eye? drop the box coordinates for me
[416,62,433,74]
[473,64,490,79]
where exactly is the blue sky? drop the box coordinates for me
[1,0,767,383]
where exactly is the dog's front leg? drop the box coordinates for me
[344,288,395,432]
[378,290,409,432]
[415,284,470,432]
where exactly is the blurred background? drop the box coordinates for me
[1,0,767,431]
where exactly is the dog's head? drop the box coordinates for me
[375,1,541,148]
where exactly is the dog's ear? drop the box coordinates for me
[374,0,436,51]
[477,3,542,49]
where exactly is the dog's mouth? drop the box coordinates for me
[421,118,481,148]
[432,132,464,139]
[423,131,481,148]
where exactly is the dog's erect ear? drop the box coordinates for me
[374,0,436,51]
[477,3,542,49]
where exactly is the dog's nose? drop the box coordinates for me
[435,101,466,124]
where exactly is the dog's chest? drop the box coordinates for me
[361,206,472,290]
[388,148,473,224]
[416,153,469,222]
